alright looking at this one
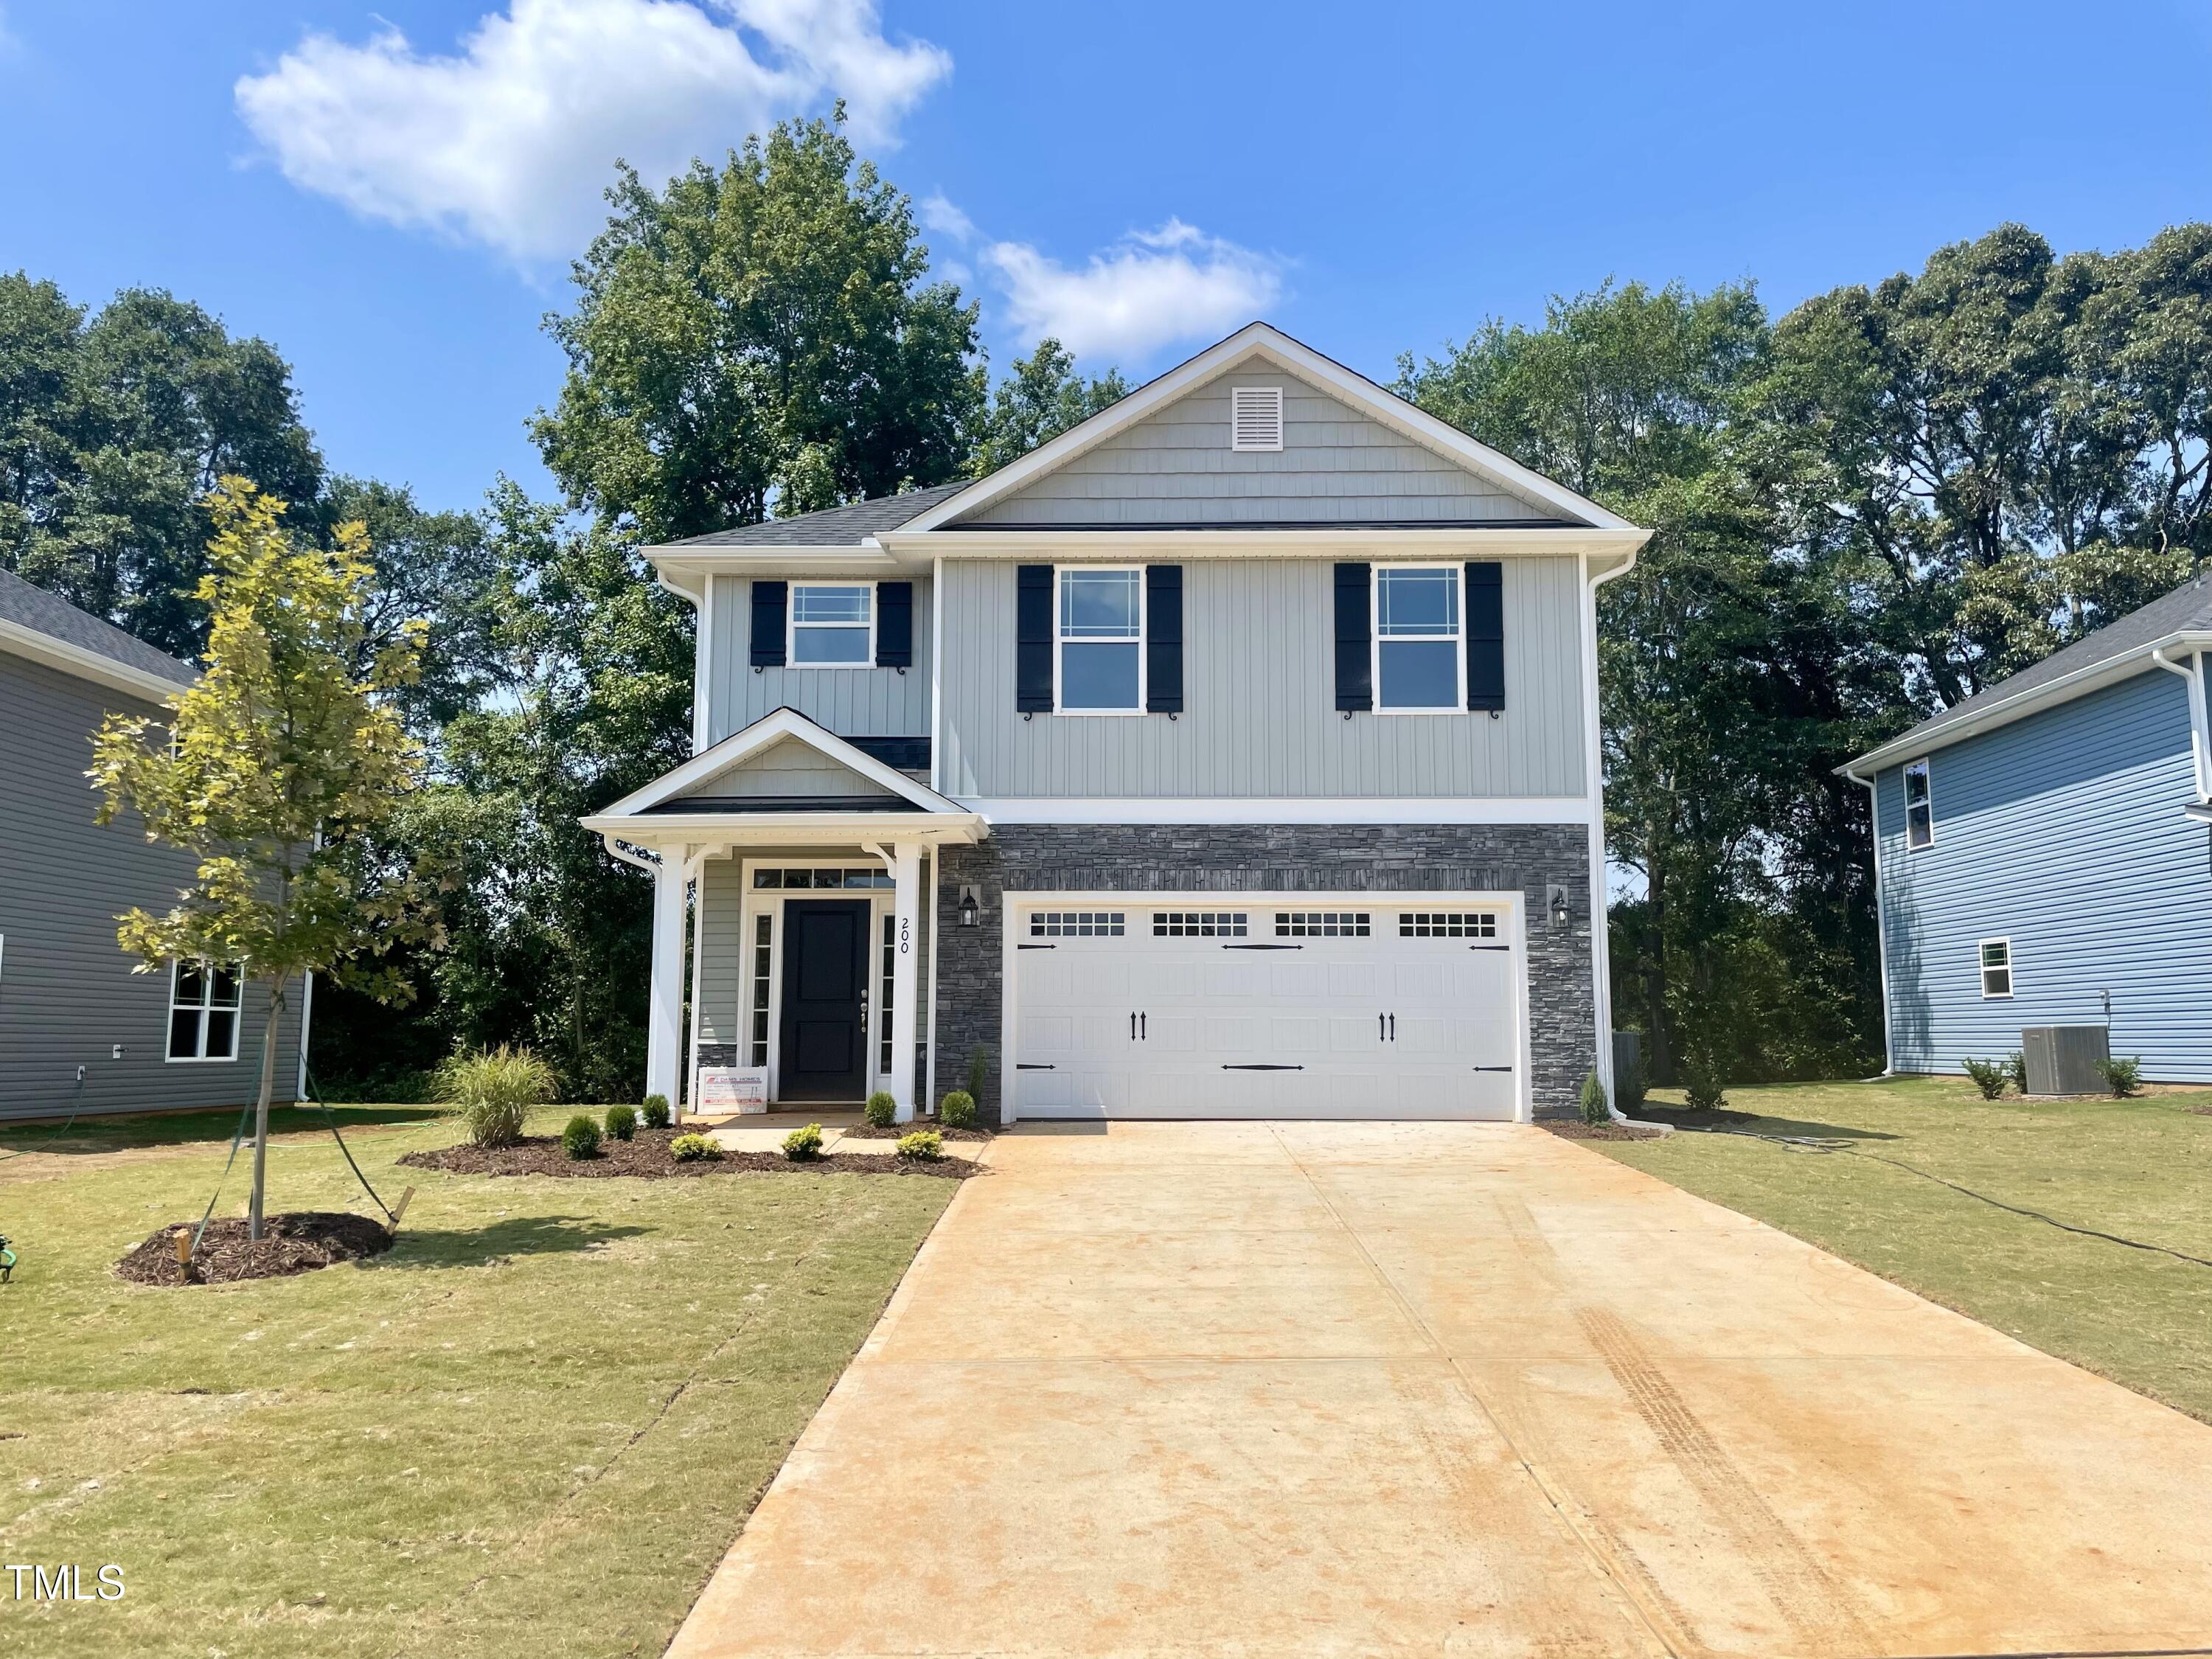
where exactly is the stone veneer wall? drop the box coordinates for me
[933,824,1597,1125]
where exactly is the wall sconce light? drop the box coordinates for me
[958,885,981,928]
[1548,883,1571,929]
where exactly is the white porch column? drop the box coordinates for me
[891,841,922,1123]
[645,852,688,1113]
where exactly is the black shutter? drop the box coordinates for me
[1016,565,1054,712]
[750,580,787,668]
[1333,563,1371,712]
[1145,565,1183,713]
[875,581,913,668]
[1465,561,1504,711]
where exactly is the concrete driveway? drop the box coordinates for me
[667,1122,2212,1658]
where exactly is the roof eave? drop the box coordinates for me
[879,526,1652,557]
[0,617,193,703]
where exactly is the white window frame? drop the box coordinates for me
[1978,937,2014,1000]
[1903,757,1933,849]
[1371,563,1465,714]
[1053,566,1146,717]
[787,583,875,669]
[738,858,902,1099]
[1229,384,1285,452]
[166,957,243,1063]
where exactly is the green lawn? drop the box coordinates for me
[1599,1075,2212,1422]
[0,1105,956,1658]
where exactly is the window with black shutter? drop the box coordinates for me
[1016,565,1054,712]
[749,580,787,669]
[875,581,913,668]
[1464,561,1504,711]
[1145,565,1183,713]
[1333,563,1372,712]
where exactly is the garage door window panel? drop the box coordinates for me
[1400,911,1498,939]
[1276,911,1371,938]
[1374,566,1462,712]
[1031,911,1126,938]
[1057,568,1144,714]
[1154,911,1248,937]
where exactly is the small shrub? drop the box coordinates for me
[1615,1055,1647,1113]
[669,1133,722,1163]
[964,1045,990,1104]
[2006,1051,2028,1095]
[1579,1071,1609,1126]
[1683,1064,1727,1113]
[864,1091,897,1128]
[641,1093,671,1130]
[1962,1057,2008,1100]
[604,1104,637,1141]
[782,1122,826,1162]
[561,1114,602,1160]
[2098,1056,2143,1099]
[938,1089,977,1130]
[437,1043,557,1148]
[896,1129,944,1161]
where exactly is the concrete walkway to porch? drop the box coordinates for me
[665,1120,2212,1658]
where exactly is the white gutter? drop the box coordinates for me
[0,618,194,703]
[597,834,661,874]
[2149,647,2212,801]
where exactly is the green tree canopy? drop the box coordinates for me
[532,114,984,539]
[965,338,1129,477]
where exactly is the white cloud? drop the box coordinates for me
[918,190,974,244]
[234,0,950,263]
[984,218,1284,362]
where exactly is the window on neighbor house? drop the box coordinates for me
[1979,939,2013,999]
[1057,568,1143,712]
[167,960,242,1061]
[789,585,872,665]
[1375,566,1461,711]
[1904,758,1933,849]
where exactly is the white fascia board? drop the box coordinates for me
[596,705,961,818]
[0,619,193,703]
[1840,630,2212,779]
[961,796,1596,826]
[580,810,986,845]
[879,526,1652,560]
[645,544,911,585]
[897,322,1640,535]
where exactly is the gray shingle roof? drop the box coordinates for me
[658,481,971,549]
[1860,571,2212,763]
[0,567,196,687]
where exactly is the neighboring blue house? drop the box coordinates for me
[1844,575,2212,1082]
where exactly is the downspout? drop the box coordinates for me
[1581,549,1645,1124]
[2149,647,2211,801]
[1840,763,1897,1077]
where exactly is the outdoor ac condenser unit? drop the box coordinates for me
[2020,1025,2110,1096]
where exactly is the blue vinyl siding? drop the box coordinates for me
[1876,663,2212,1080]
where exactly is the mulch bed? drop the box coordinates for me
[116,1211,393,1287]
[1541,1121,1668,1141]
[397,1127,982,1180]
[841,1122,992,1141]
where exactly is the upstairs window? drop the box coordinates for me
[789,585,872,665]
[1979,939,2013,998]
[1058,568,1144,713]
[168,960,242,1062]
[1374,566,1461,711]
[1903,758,1933,849]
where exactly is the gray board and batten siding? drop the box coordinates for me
[0,650,302,1121]
[957,363,1579,529]
[703,574,933,749]
[934,557,1587,800]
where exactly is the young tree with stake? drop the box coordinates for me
[90,478,441,1238]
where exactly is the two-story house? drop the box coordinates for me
[582,324,1649,1126]
[1844,574,2212,1082]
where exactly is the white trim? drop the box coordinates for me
[585,810,986,847]
[736,856,903,1104]
[1228,383,1284,452]
[1371,562,1464,714]
[1846,768,1898,1076]
[0,616,193,703]
[956,796,1596,826]
[893,324,1635,535]
[1582,549,1637,1106]
[925,848,941,1113]
[1053,564,1147,717]
[692,573,714,754]
[296,970,314,1097]
[164,957,243,1064]
[785,581,876,669]
[1902,757,1934,850]
[1978,936,2015,1000]
[999,887,1534,1125]
[929,555,945,794]
[593,706,964,819]
[2151,646,2212,801]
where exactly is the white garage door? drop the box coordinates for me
[1009,897,1522,1121]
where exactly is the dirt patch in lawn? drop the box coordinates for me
[116,1211,393,1286]
[841,1122,993,1141]
[1542,1121,1667,1141]
[399,1127,983,1180]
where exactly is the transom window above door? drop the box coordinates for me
[789,585,872,665]
[1374,566,1461,711]
[1058,568,1143,713]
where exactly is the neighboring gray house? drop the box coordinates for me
[1844,574,2212,1082]
[0,568,305,1122]
[585,323,1649,1124]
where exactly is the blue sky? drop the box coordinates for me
[3,0,2207,513]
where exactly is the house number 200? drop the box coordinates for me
[899,917,912,954]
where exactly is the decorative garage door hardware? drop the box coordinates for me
[1222,1064,1305,1071]
[1016,1063,1056,1071]
[1472,1065,1514,1073]
[1224,942,1301,950]
[1016,943,1056,950]
[1470,944,1512,952]
[1129,1012,1147,1039]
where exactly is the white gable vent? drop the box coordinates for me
[1230,385,1284,452]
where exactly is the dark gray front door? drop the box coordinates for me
[779,900,870,1102]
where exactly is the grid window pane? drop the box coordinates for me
[1060,569,1140,638]
[1399,911,1498,939]
[1153,912,1249,937]
[749,914,773,1065]
[1030,911,1125,938]
[1275,911,1371,938]
[792,585,871,625]
[791,585,871,664]
[1905,760,1933,848]
[1377,567,1459,636]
